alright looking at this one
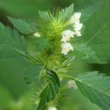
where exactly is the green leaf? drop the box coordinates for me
[84,0,110,64]
[80,1,102,23]
[72,43,100,63]
[0,0,38,17]
[37,70,60,110]
[0,84,12,109]
[24,63,42,85]
[69,71,110,110]
[74,0,110,64]
[58,4,74,21]
[0,23,27,58]
[8,17,36,34]
[38,11,53,21]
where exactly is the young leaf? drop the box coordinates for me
[68,71,110,110]
[38,11,53,21]
[58,4,74,21]
[37,70,60,110]
[0,23,27,58]
[8,17,36,34]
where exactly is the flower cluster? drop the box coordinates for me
[61,12,83,55]
[33,12,83,57]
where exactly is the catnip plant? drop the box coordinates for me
[0,2,110,110]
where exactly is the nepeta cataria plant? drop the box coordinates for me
[0,2,110,110]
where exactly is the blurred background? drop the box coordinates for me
[0,0,110,110]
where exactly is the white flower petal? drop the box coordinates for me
[69,12,83,37]
[70,12,81,24]
[74,22,83,31]
[48,107,57,110]
[61,30,75,42]
[67,80,77,89]
[75,31,82,37]
[33,32,41,38]
[61,42,73,55]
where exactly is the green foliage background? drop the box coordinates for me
[0,0,110,110]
